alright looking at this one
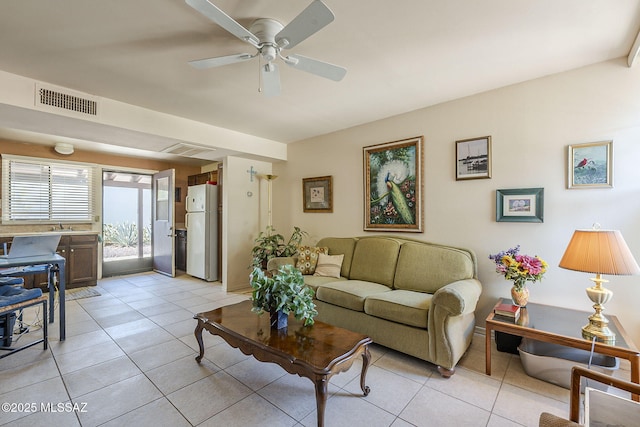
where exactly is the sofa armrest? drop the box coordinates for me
[431,278,482,316]
[428,278,482,370]
[266,256,298,274]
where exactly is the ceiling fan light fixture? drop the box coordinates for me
[186,0,346,96]
[54,142,74,155]
[261,44,277,62]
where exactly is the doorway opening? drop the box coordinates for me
[102,171,153,277]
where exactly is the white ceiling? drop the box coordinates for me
[0,0,639,162]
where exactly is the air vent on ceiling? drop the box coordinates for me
[161,142,216,158]
[34,83,99,118]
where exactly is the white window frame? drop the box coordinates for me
[1,154,98,224]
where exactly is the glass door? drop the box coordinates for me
[102,171,152,277]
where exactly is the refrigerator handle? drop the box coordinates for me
[185,214,188,229]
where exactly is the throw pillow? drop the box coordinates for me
[313,253,344,278]
[295,246,328,275]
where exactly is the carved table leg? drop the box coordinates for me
[360,345,371,396]
[194,319,205,363]
[314,377,328,427]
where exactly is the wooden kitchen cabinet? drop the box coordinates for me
[0,233,98,290]
[60,234,98,288]
[188,170,217,186]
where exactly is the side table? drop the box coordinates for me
[485,298,640,401]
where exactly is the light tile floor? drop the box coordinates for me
[0,272,631,426]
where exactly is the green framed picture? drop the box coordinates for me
[363,136,423,232]
[496,188,544,223]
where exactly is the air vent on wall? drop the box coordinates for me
[34,83,99,119]
[161,142,216,158]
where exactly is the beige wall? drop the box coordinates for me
[222,156,273,292]
[273,58,640,346]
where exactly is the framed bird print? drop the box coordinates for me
[567,141,613,189]
[363,136,423,232]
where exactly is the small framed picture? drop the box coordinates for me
[456,136,492,180]
[303,176,333,213]
[496,188,544,223]
[568,141,613,189]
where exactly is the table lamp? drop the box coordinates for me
[559,226,640,344]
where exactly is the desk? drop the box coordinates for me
[0,254,66,341]
[485,298,640,400]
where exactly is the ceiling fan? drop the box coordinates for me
[185,0,347,96]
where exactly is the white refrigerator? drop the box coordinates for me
[186,184,218,281]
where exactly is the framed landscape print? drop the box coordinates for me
[363,136,423,232]
[302,176,333,213]
[568,141,613,189]
[496,188,544,223]
[456,136,492,180]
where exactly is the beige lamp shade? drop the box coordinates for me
[559,229,640,276]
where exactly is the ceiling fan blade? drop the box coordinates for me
[189,53,254,69]
[261,63,281,97]
[285,54,346,81]
[185,0,259,47]
[275,1,334,49]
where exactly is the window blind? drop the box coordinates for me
[1,156,95,222]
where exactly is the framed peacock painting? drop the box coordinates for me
[363,136,423,232]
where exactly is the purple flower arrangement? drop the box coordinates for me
[489,245,547,289]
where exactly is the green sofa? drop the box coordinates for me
[268,235,482,376]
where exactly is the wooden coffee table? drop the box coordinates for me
[194,300,372,427]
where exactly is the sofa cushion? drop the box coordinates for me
[364,290,432,328]
[313,253,344,278]
[316,237,357,278]
[348,237,401,287]
[393,242,475,293]
[303,275,347,292]
[295,246,328,274]
[316,280,391,312]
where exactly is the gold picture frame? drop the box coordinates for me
[567,141,613,189]
[303,176,333,213]
[363,136,423,232]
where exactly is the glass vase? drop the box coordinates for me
[511,285,529,307]
[270,309,288,330]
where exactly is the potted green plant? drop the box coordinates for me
[249,264,317,329]
[251,226,307,269]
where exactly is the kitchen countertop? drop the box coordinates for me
[0,230,100,238]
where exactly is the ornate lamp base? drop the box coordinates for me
[582,315,616,344]
[582,275,616,344]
